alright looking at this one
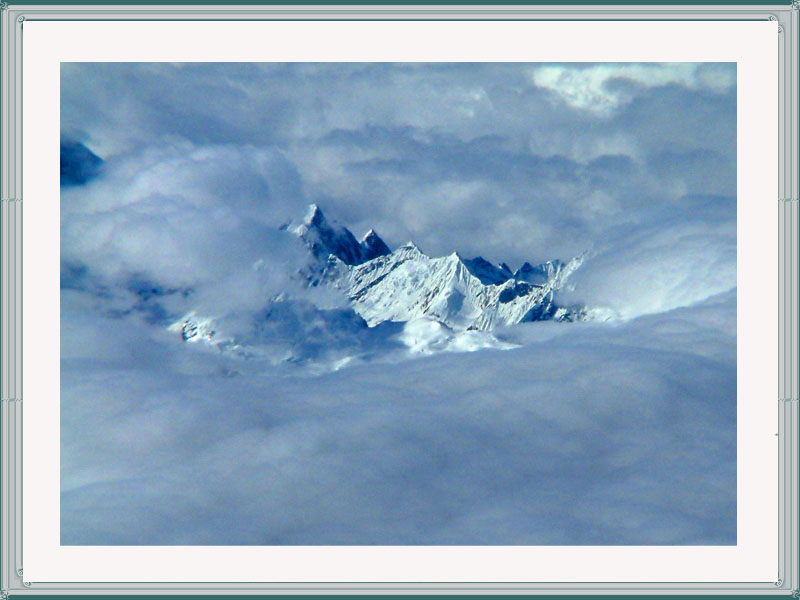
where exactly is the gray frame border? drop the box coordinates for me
[0,4,797,596]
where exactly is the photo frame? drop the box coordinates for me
[1,2,797,596]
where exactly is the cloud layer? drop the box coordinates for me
[62,290,736,545]
[62,62,735,279]
[60,62,737,545]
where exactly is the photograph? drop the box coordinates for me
[60,61,737,546]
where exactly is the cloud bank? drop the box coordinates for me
[60,62,736,545]
[62,290,735,545]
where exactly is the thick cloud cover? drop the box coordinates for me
[62,291,735,545]
[62,62,736,318]
[61,62,736,545]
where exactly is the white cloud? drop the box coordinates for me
[59,62,738,545]
[61,62,736,268]
[61,291,736,545]
[531,63,735,114]
[61,142,310,292]
[560,211,736,320]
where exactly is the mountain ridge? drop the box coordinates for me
[292,204,392,267]
[293,203,585,330]
[169,204,586,364]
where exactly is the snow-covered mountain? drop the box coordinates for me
[321,241,584,331]
[169,204,585,364]
[294,204,585,330]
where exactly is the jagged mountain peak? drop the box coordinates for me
[462,256,513,286]
[294,203,390,266]
[361,228,378,243]
[304,203,325,226]
[360,228,392,261]
[398,240,423,252]
[389,241,427,262]
[341,241,584,330]
[290,205,584,330]
[168,204,587,367]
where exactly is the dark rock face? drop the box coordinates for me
[296,204,390,266]
[463,256,513,285]
[361,229,391,261]
[61,141,103,186]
